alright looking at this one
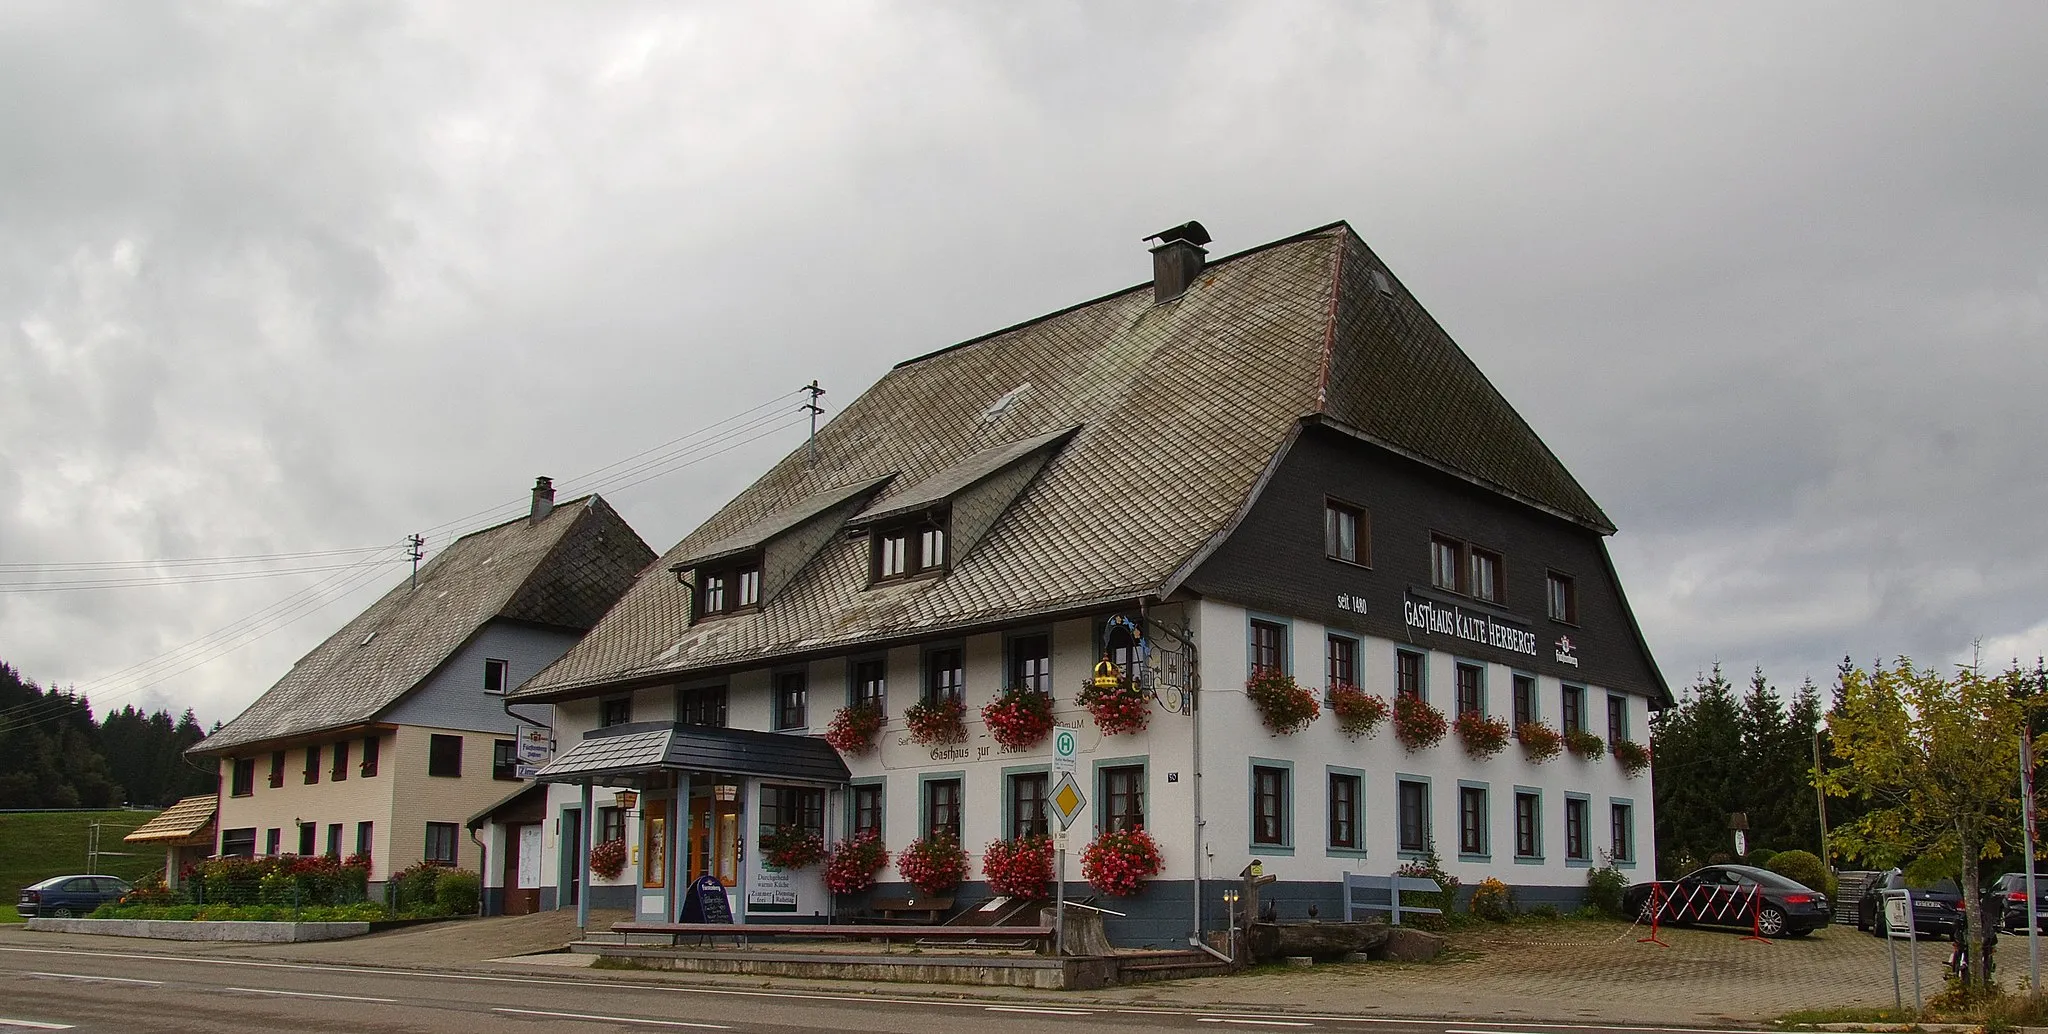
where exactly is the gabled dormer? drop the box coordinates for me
[847,426,1077,588]
[670,476,891,622]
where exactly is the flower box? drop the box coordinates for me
[1077,675,1151,736]
[1247,669,1320,735]
[1081,826,1163,897]
[1328,683,1390,740]
[1564,728,1606,760]
[824,701,885,755]
[1453,711,1511,760]
[981,686,1055,750]
[904,696,967,746]
[823,830,889,894]
[1613,738,1651,777]
[1392,694,1448,751]
[981,835,1055,898]
[760,826,826,869]
[897,833,968,896]
[1516,720,1563,763]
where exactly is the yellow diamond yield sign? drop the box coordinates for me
[1050,772,1087,830]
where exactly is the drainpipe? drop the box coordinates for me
[1143,602,1228,964]
[470,826,490,916]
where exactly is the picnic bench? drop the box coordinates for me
[867,895,953,924]
[608,920,1052,950]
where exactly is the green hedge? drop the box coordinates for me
[90,902,391,922]
[1765,849,1838,899]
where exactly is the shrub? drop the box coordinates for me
[1516,721,1563,762]
[1081,826,1164,897]
[1746,847,1778,867]
[1612,739,1652,777]
[824,701,885,755]
[588,838,628,881]
[434,869,481,915]
[760,826,827,869]
[904,696,967,745]
[1328,684,1389,740]
[1564,728,1606,760]
[1526,903,1561,920]
[1468,877,1516,922]
[1393,841,1458,930]
[823,830,890,894]
[981,686,1056,750]
[1077,673,1151,735]
[1393,694,1448,751]
[390,860,445,910]
[1246,670,1319,735]
[1586,857,1628,917]
[1765,849,1837,899]
[1454,711,1511,759]
[897,833,968,895]
[981,835,1055,898]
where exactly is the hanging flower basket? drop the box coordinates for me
[1453,711,1511,760]
[823,830,890,894]
[904,696,967,745]
[897,833,968,896]
[824,701,885,755]
[1613,739,1652,777]
[1077,675,1152,735]
[1081,826,1164,897]
[1392,694,1448,751]
[981,835,1056,898]
[1516,721,1563,763]
[760,826,827,869]
[1246,669,1320,735]
[1328,683,1389,740]
[981,686,1056,750]
[1564,728,1607,760]
[588,838,627,881]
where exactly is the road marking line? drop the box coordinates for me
[223,987,397,1003]
[25,972,163,986]
[494,1007,730,1028]
[0,1020,75,1030]
[985,1006,1093,1015]
[1198,1020,1315,1028]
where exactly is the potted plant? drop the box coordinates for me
[1516,720,1563,762]
[588,837,627,881]
[1453,710,1511,760]
[1077,673,1151,735]
[981,686,1056,750]
[1392,694,1448,751]
[1328,683,1390,740]
[1081,826,1164,897]
[759,825,827,869]
[824,700,885,755]
[980,835,1055,898]
[823,830,890,894]
[1246,669,1320,735]
[1613,738,1652,777]
[897,832,968,895]
[904,696,967,745]
[1564,728,1607,760]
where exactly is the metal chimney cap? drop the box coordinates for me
[1143,220,1211,248]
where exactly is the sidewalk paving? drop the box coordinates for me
[0,915,1973,1027]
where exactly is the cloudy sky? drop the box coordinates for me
[3,1,2044,728]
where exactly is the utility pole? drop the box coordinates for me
[1812,730,1830,860]
[2024,730,2041,997]
[802,381,826,464]
[407,534,425,589]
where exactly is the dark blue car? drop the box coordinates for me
[17,875,132,918]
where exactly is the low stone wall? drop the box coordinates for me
[25,918,372,942]
[577,945,1120,990]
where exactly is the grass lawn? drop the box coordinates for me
[1,903,21,923]
[0,809,163,903]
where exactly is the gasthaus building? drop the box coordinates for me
[505,220,1669,945]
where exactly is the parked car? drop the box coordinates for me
[16,875,132,918]
[1623,864,1831,937]
[1994,872,2048,933]
[1856,869,1963,938]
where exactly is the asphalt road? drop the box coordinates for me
[0,944,1752,1034]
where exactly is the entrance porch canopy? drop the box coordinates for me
[531,721,850,789]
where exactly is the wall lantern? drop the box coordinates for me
[614,790,639,811]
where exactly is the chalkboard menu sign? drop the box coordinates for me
[680,875,733,924]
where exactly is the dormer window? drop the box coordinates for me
[872,512,948,583]
[693,554,762,620]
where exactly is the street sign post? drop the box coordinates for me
[1053,726,1078,776]
[1048,765,1087,957]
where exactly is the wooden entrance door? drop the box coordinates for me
[502,824,542,916]
[688,796,741,887]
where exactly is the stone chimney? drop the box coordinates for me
[530,476,555,523]
[1144,220,1212,304]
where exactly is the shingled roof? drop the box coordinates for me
[195,495,654,754]
[513,222,1611,701]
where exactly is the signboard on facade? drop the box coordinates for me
[1402,594,1537,657]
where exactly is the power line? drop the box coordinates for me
[0,545,397,573]
[0,560,393,593]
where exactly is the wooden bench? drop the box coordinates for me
[609,921,1051,949]
[867,895,953,924]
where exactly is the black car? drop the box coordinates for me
[17,874,132,918]
[1623,864,1831,937]
[1993,872,2048,933]
[1856,869,1963,938]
